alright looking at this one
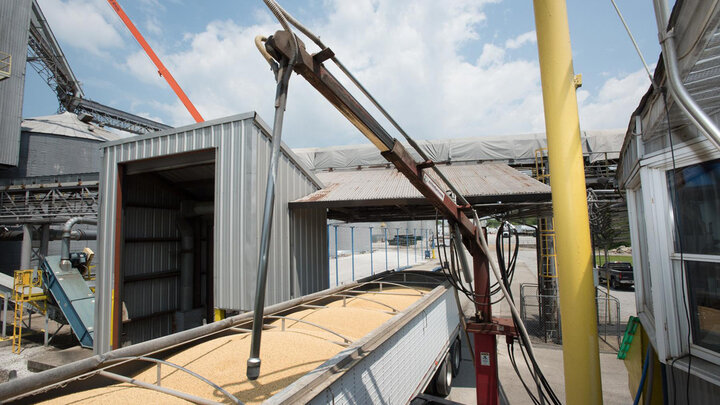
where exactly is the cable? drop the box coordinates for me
[609,0,655,85]
[264,4,558,402]
[508,341,542,405]
[662,89,693,405]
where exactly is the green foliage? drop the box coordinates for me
[595,254,632,266]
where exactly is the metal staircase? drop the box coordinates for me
[11,269,47,353]
[534,148,561,342]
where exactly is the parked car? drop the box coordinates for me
[388,234,419,246]
[598,261,634,289]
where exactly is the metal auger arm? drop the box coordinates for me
[265,31,481,250]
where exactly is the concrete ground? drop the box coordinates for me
[327,238,636,404]
[442,243,634,404]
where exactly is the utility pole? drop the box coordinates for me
[533,1,603,403]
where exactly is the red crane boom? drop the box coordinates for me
[106,0,204,123]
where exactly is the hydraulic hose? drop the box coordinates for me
[634,345,652,405]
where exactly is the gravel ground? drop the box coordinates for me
[0,313,75,379]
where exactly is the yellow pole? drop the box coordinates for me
[532,1,603,404]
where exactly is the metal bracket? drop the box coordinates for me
[466,317,517,337]
[416,160,435,170]
[313,47,335,64]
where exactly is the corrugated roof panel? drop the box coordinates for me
[21,112,123,141]
[293,162,550,205]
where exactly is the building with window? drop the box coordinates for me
[618,0,720,401]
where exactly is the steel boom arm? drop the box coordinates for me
[266,31,481,251]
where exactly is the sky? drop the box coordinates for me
[23,0,661,148]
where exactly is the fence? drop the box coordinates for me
[327,225,435,286]
[519,283,622,350]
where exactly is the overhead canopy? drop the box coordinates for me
[293,130,624,172]
[291,162,551,221]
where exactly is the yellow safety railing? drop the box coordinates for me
[534,147,550,184]
[12,269,47,354]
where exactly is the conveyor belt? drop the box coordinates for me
[40,256,94,348]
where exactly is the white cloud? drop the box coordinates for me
[144,16,163,36]
[110,0,645,147]
[478,44,505,67]
[39,0,125,56]
[505,31,536,49]
[577,67,653,130]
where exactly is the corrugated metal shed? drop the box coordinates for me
[95,112,327,353]
[291,162,551,221]
[0,113,123,179]
[0,0,32,167]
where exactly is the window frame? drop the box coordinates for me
[665,159,720,365]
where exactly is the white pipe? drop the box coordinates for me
[652,0,720,151]
[60,217,97,271]
[20,225,32,269]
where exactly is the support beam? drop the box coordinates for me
[533,1,603,403]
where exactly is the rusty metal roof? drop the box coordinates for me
[291,162,551,221]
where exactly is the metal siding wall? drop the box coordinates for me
[0,0,31,167]
[121,176,181,345]
[291,207,329,297]
[95,114,322,353]
[95,147,119,354]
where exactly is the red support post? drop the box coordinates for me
[472,235,499,405]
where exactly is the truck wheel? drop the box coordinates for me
[450,338,462,377]
[434,353,453,397]
[611,278,618,290]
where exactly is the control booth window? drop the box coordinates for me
[667,158,720,353]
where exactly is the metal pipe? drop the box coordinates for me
[334,225,339,285]
[652,0,720,151]
[369,227,373,276]
[1,294,7,339]
[396,228,400,269]
[452,223,472,283]
[384,227,388,271]
[0,228,96,241]
[98,370,218,405]
[20,225,32,269]
[60,217,97,271]
[533,1,603,403]
[351,226,355,281]
[247,58,294,381]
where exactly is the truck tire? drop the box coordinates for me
[434,353,453,397]
[611,277,618,290]
[450,337,462,377]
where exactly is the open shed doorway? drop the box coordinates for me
[115,149,216,348]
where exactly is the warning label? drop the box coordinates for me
[480,352,491,366]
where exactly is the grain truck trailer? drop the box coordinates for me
[0,271,463,404]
